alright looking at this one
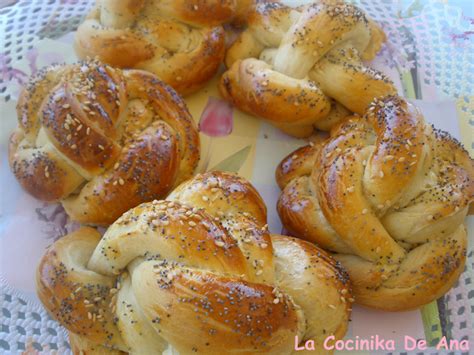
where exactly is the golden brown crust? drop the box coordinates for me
[36,227,124,349]
[220,1,395,135]
[69,332,127,355]
[135,25,226,95]
[276,95,473,311]
[272,235,351,345]
[8,128,84,201]
[131,261,301,354]
[313,100,352,131]
[74,0,246,95]
[37,171,351,353]
[220,58,331,137]
[61,121,181,225]
[310,48,397,115]
[168,171,268,225]
[69,333,126,355]
[9,60,200,225]
[154,0,247,27]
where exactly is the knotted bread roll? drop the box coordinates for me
[75,0,251,95]
[276,95,473,311]
[37,171,352,354]
[220,0,396,137]
[9,59,199,225]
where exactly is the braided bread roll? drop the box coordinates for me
[9,60,199,225]
[75,0,250,95]
[276,95,473,311]
[37,171,352,354]
[220,0,396,137]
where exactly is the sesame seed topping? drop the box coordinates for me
[215,240,225,247]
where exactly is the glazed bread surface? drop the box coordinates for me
[220,0,396,137]
[276,95,473,311]
[75,0,251,94]
[9,59,200,225]
[37,171,352,354]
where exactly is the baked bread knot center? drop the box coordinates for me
[276,95,473,311]
[220,1,396,137]
[74,0,251,94]
[9,59,200,225]
[37,171,352,354]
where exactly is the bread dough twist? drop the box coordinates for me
[75,0,250,94]
[37,171,352,354]
[277,95,473,310]
[9,60,200,225]
[220,1,396,137]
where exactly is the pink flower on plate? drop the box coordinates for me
[449,31,474,47]
[0,53,27,85]
[199,96,233,137]
[25,48,39,74]
[26,47,65,74]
